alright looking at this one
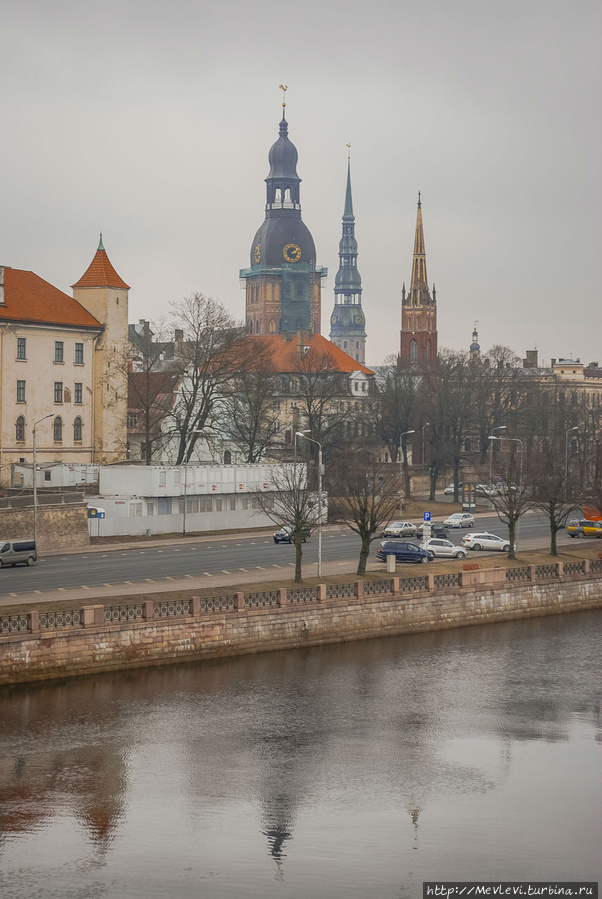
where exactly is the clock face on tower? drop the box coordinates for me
[254,244,261,264]
[283,243,302,263]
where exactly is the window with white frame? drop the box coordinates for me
[54,382,63,403]
[74,382,83,404]
[16,380,26,403]
[54,341,64,363]
[74,342,84,365]
[17,337,26,360]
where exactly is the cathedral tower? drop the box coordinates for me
[329,157,366,364]
[399,194,437,367]
[240,96,326,336]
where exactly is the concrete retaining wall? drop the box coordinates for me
[1,566,601,685]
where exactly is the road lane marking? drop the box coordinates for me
[145,579,155,583]
[239,567,249,572]
[203,572,213,576]
[221,570,231,574]
[103,583,112,587]
[185,574,194,579]
[256,565,266,570]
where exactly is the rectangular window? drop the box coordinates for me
[229,496,236,511]
[54,341,64,363]
[17,337,26,360]
[127,412,138,428]
[74,383,83,404]
[54,382,63,403]
[74,342,84,365]
[16,380,26,403]
[215,499,223,512]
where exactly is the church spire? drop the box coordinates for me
[399,194,437,368]
[329,153,366,364]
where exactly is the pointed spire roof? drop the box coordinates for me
[410,193,428,290]
[71,236,130,289]
[343,159,354,221]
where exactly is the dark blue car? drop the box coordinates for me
[376,540,434,563]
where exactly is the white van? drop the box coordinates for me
[0,539,37,567]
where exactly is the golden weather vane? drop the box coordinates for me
[279,84,288,107]
[346,142,351,160]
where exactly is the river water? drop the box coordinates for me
[0,610,600,899]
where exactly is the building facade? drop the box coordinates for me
[0,240,129,488]
[329,159,367,364]
[240,104,326,337]
[399,194,437,367]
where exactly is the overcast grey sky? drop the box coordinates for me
[3,0,600,367]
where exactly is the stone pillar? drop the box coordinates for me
[142,600,154,620]
[190,596,201,617]
[235,592,245,611]
[528,565,536,580]
[28,610,40,634]
[318,584,326,603]
[278,588,287,607]
[355,581,364,599]
[82,605,105,627]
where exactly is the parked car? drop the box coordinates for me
[443,512,475,529]
[421,538,467,559]
[461,532,510,552]
[443,482,463,495]
[567,519,602,538]
[382,520,416,538]
[273,525,310,544]
[475,484,498,497]
[414,522,448,539]
[376,540,434,563]
[0,539,37,568]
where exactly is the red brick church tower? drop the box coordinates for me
[399,194,437,367]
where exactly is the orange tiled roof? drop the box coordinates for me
[0,268,103,329]
[242,334,373,375]
[71,247,130,290]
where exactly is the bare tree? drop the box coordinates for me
[328,453,402,575]
[292,347,353,462]
[221,344,281,462]
[374,356,421,497]
[256,463,322,583]
[165,294,246,464]
[481,442,531,560]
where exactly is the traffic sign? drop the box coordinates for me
[423,511,431,522]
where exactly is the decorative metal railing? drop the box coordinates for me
[40,609,82,629]
[288,586,318,604]
[434,573,461,589]
[590,559,602,573]
[326,582,356,600]
[200,595,236,614]
[0,613,29,634]
[563,561,585,576]
[398,575,429,593]
[535,564,558,579]
[154,599,192,618]
[506,567,531,582]
[105,604,144,623]
[246,591,279,609]
[363,579,395,596]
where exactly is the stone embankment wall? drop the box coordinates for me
[1,561,601,685]
[0,501,89,551]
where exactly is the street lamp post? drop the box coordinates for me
[420,423,430,465]
[32,414,53,547]
[296,432,323,578]
[182,430,204,536]
[488,425,507,507]
[399,430,415,511]
[488,435,524,552]
[564,426,578,499]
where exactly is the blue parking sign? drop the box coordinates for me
[423,511,431,522]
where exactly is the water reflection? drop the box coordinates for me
[0,610,600,898]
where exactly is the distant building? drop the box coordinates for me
[240,102,326,337]
[399,194,437,367]
[329,158,366,364]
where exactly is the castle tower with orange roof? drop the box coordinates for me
[72,235,129,463]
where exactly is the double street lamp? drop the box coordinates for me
[399,430,415,511]
[296,432,323,578]
[32,414,53,546]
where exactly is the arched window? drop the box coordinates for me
[255,319,260,334]
[16,415,25,442]
[73,416,83,441]
[410,339,418,364]
[224,450,232,465]
[53,416,63,441]
[269,319,276,333]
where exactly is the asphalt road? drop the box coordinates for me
[0,511,577,606]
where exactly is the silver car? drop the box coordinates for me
[382,520,416,538]
[421,538,467,559]
[443,512,475,529]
